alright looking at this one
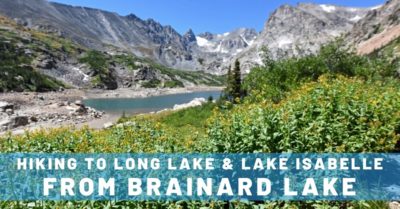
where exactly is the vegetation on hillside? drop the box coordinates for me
[204,75,400,153]
[0,15,224,92]
[140,57,226,87]
[371,36,400,60]
[78,51,225,89]
[0,28,66,92]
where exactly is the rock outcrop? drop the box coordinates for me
[234,3,371,73]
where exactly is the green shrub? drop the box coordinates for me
[113,54,139,70]
[79,50,119,89]
[142,79,161,88]
[163,80,184,88]
[202,76,400,153]
[79,50,108,73]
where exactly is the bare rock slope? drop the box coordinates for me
[234,3,371,73]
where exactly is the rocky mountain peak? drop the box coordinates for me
[125,13,141,21]
[198,32,214,40]
[273,4,296,16]
[183,29,196,44]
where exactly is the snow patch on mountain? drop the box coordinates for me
[370,5,383,10]
[72,67,90,82]
[277,37,293,47]
[196,36,214,47]
[320,4,336,13]
[350,15,363,22]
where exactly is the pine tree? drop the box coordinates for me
[232,59,242,103]
[225,66,233,100]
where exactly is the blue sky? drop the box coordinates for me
[51,0,384,35]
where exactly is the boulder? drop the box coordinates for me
[37,58,57,69]
[10,116,29,128]
[30,116,38,123]
[5,108,13,115]
[75,106,88,115]
[173,98,207,111]
[0,101,14,113]
[0,116,29,130]
[104,122,114,129]
[389,202,400,209]
[0,118,11,132]
[134,67,157,81]
[74,100,83,106]
[14,75,24,82]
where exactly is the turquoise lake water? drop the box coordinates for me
[83,91,221,115]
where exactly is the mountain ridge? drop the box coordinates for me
[0,14,224,92]
[0,0,396,76]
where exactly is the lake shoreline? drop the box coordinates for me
[84,86,224,99]
[0,86,224,135]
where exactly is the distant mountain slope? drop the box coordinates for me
[344,0,400,55]
[0,15,224,92]
[195,29,257,55]
[189,28,258,74]
[234,3,371,73]
[0,0,198,70]
[0,0,258,74]
[357,25,400,55]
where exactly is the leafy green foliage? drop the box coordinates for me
[370,36,400,66]
[0,122,183,153]
[202,76,400,153]
[222,60,245,103]
[127,102,217,145]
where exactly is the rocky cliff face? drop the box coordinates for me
[234,3,370,73]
